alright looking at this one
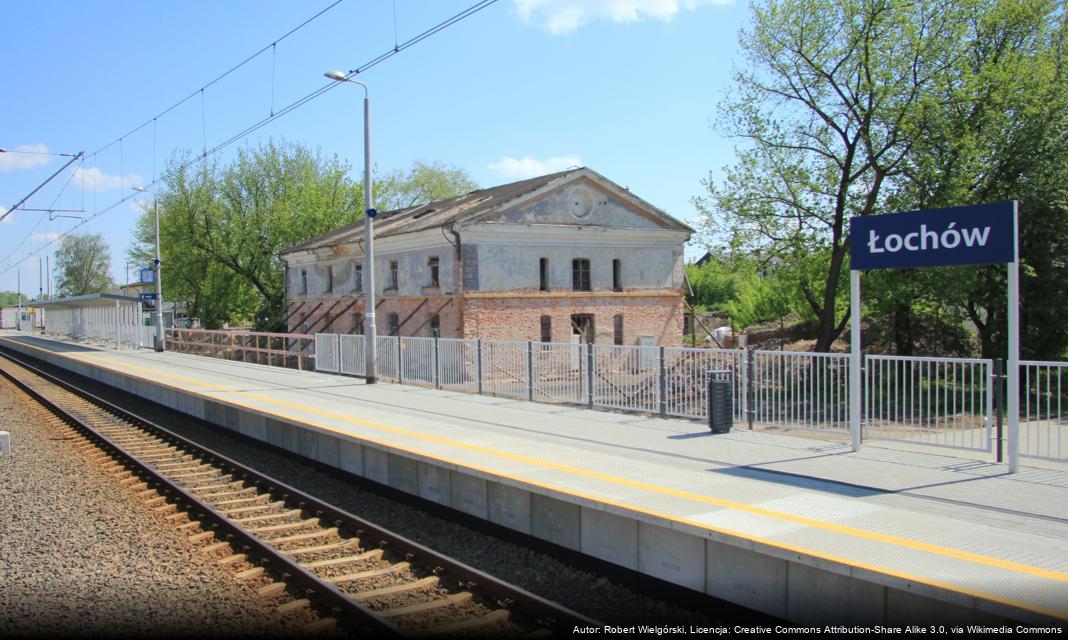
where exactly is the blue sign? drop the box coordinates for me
[366,208,377,219]
[850,202,1015,270]
[139,292,158,302]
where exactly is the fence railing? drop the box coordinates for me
[176,331,1065,461]
[1020,361,1068,460]
[168,329,315,370]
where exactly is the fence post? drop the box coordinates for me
[746,348,756,430]
[586,342,595,408]
[658,346,667,416]
[476,339,483,395]
[434,336,441,389]
[526,341,534,402]
[396,337,403,384]
[994,357,1005,463]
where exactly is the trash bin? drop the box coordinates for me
[707,369,733,433]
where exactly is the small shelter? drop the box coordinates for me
[36,294,148,350]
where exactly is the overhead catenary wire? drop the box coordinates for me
[0,0,502,277]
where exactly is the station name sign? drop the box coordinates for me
[850,202,1015,270]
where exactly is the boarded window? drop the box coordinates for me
[613,314,624,345]
[540,315,551,343]
[572,259,590,292]
[326,265,334,293]
[571,314,594,344]
[428,256,439,287]
[430,314,440,338]
[353,263,362,292]
[539,258,549,291]
[389,261,399,290]
[388,313,400,336]
[300,269,308,294]
[612,259,622,292]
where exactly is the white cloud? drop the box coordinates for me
[513,0,728,34]
[32,232,61,243]
[488,154,583,179]
[0,204,10,223]
[73,166,143,192]
[0,143,51,172]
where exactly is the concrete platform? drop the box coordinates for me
[3,331,1067,625]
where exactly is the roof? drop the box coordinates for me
[281,167,691,256]
[35,293,143,308]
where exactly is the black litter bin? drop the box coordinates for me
[707,369,733,433]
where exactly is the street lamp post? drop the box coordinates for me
[325,70,377,384]
[132,186,165,352]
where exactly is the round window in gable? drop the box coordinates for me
[567,185,594,219]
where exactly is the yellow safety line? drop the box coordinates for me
[5,338,1067,620]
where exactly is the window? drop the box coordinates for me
[326,265,334,293]
[388,313,400,336]
[428,256,439,287]
[389,260,399,290]
[539,258,549,292]
[353,262,362,292]
[430,314,440,338]
[613,314,624,345]
[540,315,551,343]
[571,314,594,344]
[572,259,591,292]
[300,268,308,294]
[353,313,364,335]
[612,259,622,292]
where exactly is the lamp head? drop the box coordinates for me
[324,70,348,82]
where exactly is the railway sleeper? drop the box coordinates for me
[302,549,383,571]
[233,508,302,526]
[325,562,409,586]
[248,517,320,535]
[351,575,439,603]
[270,527,340,546]
[285,537,360,557]
[380,591,473,618]
[416,608,510,637]
[210,491,270,508]
[222,500,287,517]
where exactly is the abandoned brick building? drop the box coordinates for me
[280,167,693,345]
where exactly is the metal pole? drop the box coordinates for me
[526,341,534,402]
[153,197,165,351]
[849,269,862,451]
[434,336,441,389]
[586,342,594,408]
[476,338,483,395]
[994,357,1004,463]
[362,93,377,384]
[658,346,667,416]
[16,267,22,331]
[747,348,756,430]
[1007,201,1020,473]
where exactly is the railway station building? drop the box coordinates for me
[280,168,693,346]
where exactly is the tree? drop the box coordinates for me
[130,140,477,330]
[55,233,115,296]
[697,0,1067,353]
[0,291,30,306]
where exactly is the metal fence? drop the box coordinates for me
[1020,361,1068,460]
[168,329,315,370]
[865,355,992,451]
[294,333,1068,461]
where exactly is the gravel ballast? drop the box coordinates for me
[0,373,308,639]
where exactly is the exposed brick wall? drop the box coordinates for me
[288,292,683,346]
[461,294,684,346]
[287,296,462,338]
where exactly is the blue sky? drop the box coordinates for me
[0,0,748,297]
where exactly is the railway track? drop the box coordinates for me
[0,348,598,637]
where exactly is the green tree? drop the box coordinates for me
[697,0,1067,353]
[0,291,30,306]
[55,233,115,296]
